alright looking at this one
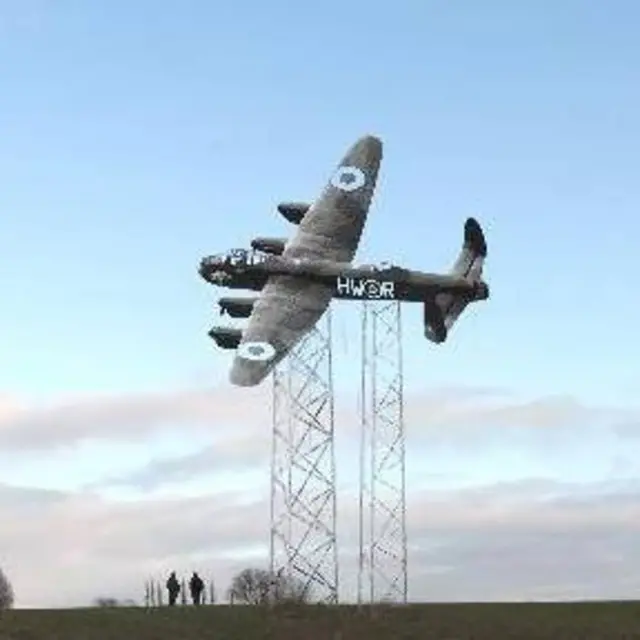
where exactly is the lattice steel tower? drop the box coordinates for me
[269,311,339,603]
[357,300,407,604]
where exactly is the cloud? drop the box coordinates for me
[92,436,270,491]
[613,421,640,439]
[0,385,272,452]
[401,390,640,456]
[405,390,637,431]
[2,477,640,607]
[0,482,268,608]
[0,482,67,510]
[3,383,638,498]
[405,478,640,533]
[338,478,640,601]
[407,529,640,602]
[2,381,639,608]
[87,389,628,492]
[1,384,637,456]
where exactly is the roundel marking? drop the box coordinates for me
[364,280,382,298]
[330,165,366,192]
[237,341,277,362]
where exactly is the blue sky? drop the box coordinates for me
[0,0,639,399]
[1,0,640,605]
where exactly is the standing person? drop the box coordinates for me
[189,571,204,605]
[166,571,180,606]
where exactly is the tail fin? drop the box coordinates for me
[451,217,487,280]
[424,218,488,343]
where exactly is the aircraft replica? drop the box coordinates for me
[198,135,489,387]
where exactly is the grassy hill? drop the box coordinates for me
[2,601,640,639]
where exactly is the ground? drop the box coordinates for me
[2,602,640,639]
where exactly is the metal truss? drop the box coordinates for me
[357,300,407,604]
[269,309,339,604]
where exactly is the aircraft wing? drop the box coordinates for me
[229,135,383,387]
[284,134,383,263]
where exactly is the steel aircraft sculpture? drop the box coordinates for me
[198,135,489,387]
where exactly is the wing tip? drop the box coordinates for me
[356,134,383,158]
[464,217,487,258]
[359,133,383,146]
[229,369,261,387]
[229,358,273,387]
[230,379,259,388]
[341,134,383,169]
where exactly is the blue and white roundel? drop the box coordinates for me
[330,166,366,192]
[237,341,276,362]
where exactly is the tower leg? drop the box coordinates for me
[357,300,407,604]
[269,310,339,604]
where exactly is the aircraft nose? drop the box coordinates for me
[199,257,219,282]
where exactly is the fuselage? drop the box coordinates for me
[199,249,488,303]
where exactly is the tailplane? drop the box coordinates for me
[424,217,489,343]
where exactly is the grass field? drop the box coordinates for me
[2,601,640,639]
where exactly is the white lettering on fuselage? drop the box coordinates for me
[335,277,395,299]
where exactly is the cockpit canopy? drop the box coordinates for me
[200,249,245,270]
[199,248,272,277]
[226,248,250,265]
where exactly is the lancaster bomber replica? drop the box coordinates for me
[198,135,489,387]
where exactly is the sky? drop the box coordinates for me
[1,0,640,607]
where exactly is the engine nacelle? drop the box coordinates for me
[218,296,257,318]
[250,237,286,255]
[208,326,242,349]
[277,202,310,225]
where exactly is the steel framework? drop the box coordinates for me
[269,310,339,604]
[357,300,407,604]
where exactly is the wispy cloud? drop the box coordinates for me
[0,385,271,451]
[2,383,640,606]
[3,478,640,607]
[90,438,268,491]
[2,384,637,453]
